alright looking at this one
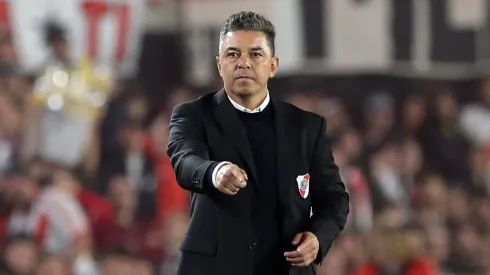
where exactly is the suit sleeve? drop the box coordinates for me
[167,102,220,194]
[306,116,349,265]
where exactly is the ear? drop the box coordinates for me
[216,56,222,76]
[269,56,279,78]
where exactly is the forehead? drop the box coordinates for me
[221,30,269,51]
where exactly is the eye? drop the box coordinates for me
[227,52,238,57]
[252,52,262,57]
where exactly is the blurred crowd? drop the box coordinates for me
[3,68,490,275]
[0,23,194,275]
[288,79,490,275]
[0,21,490,275]
[0,67,195,274]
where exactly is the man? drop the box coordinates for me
[167,11,349,275]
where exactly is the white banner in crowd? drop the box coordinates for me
[327,0,392,70]
[2,0,144,75]
[181,0,490,85]
[180,0,398,84]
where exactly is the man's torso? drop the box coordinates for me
[176,91,321,275]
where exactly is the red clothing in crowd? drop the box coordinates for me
[145,136,189,222]
[79,185,165,260]
[84,136,186,261]
[77,188,115,248]
[155,156,188,220]
[0,209,9,246]
[353,258,439,275]
[95,217,163,262]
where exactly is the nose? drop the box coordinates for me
[237,55,251,69]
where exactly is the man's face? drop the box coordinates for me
[217,30,278,97]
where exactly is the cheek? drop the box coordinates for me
[222,65,235,77]
[257,64,272,78]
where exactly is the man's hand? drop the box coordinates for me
[216,164,248,195]
[284,232,319,267]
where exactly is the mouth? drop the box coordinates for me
[236,76,253,80]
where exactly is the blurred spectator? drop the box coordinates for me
[421,89,471,183]
[99,247,134,275]
[160,213,188,275]
[424,225,449,271]
[3,165,98,275]
[97,175,163,262]
[401,94,426,138]
[49,167,114,252]
[146,113,188,222]
[0,35,17,68]
[353,228,438,275]
[165,87,194,112]
[100,122,158,220]
[284,93,316,112]
[132,257,154,275]
[460,77,490,148]
[363,92,399,154]
[42,22,71,67]
[446,225,482,274]
[369,140,410,212]
[2,235,39,275]
[35,254,69,275]
[316,97,351,143]
[468,147,490,195]
[334,135,372,233]
[6,166,90,254]
[446,187,470,229]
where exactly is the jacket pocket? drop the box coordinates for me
[179,235,218,256]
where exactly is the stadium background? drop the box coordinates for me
[0,0,489,274]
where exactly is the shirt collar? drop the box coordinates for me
[227,91,270,113]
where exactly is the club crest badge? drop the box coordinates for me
[296,173,310,199]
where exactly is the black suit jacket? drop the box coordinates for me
[167,90,349,275]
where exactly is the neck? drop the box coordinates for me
[117,207,135,227]
[227,89,268,110]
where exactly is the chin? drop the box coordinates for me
[231,85,258,97]
[233,89,254,97]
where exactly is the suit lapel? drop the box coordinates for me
[273,99,300,209]
[213,91,259,188]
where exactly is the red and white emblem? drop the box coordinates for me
[296,174,310,199]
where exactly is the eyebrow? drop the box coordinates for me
[225,46,264,52]
[250,47,264,52]
[225,47,239,52]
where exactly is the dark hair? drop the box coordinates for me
[44,21,66,46]
[220,11,276,56]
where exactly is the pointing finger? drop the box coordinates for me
[231,169,244,182]
[240,169,248,180]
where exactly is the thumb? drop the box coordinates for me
[292,232,304,245]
